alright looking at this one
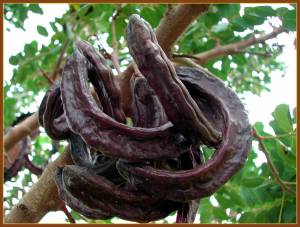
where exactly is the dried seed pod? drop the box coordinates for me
[117,66,251,202]
[42,80,70,140]
[126,14,221,146]
[54,168,113,220]
[60,48,187,161]
[38,13,252,224]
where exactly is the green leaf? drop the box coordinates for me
[239,212,255,223]
[243,7,265,26]
[230,16,248,32]
[202,12,220,28]
[29,4,43,14]
[50,22,58,32]
[213,207,228,220]
[140,5,165,28]
[276,7,289,17]
[9,56,20,65]
[22,173,32,187]
[251,6,276,17]
[216,4,241,19]
[240,186,262,206]
[282,10,296,31]
[269,104,293,136]
[241,177,265,188]
[37,25,48,36]
[4,97,17,127]
[24,41,38,57]
[283,202,296,222]
[199,198,213,223]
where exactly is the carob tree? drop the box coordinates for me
[38,14,251,223]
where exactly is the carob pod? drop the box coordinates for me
[54,168,113,220]
[131,76,168,128]
[4,136,43,181]
[60,46,188,161]
[55,60,185,222]
[60,165,180,223]
[69,132,123,184]
[126,14,221,147]
[39,13,252,224]
[4,137,29,182]
[77,40,126,123]
[117,66,251,202]
[41,80,70,140]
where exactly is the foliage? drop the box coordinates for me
[3,3,296,224]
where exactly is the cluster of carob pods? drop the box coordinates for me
[38,14,251,223]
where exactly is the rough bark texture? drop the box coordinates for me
[155,4,209,56]
[4,113,39,153]
[4,147,73,223]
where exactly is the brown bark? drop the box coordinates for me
[4,147,73,223]
[4,113,39,153]
[156,4,209,56]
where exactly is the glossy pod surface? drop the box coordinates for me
[39,14,251,223]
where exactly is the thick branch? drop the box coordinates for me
[189,27,285,65]
[156,4,209,56]
[5,147,73,223]
[4,113,39,153]
[118,4,210,115]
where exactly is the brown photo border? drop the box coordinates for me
[0,1,298,226]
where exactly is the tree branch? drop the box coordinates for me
[51,39,70,81]
[155,4,210,56]
[188,27,285,65]
[252,128,296,196]
[4,113,39,154]
[5,147,73,223]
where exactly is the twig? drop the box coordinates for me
[282,181,296,185]
[38,66,53,85]
[235,50,271,58]
[252,128,296,196]
[51,39,70,81]
[278,191,285,223]
[192,27,286,65]
[61,205,76,223]
[172,53,201,61]
[110,5,122,74]
[258,132,296,140]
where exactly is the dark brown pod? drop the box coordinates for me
[42,80,70,140]
[117,66,251,202]
[60,49,188,161]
